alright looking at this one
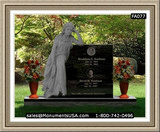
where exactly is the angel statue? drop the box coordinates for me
[42,22,83,98]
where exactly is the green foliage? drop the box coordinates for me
[15,15,145,65]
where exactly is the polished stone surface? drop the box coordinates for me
[66,45,113,97]
[24,95,136,106]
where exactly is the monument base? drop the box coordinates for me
[24,96,136,106]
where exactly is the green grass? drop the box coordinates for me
[15,81,145,117]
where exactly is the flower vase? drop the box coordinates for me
[119,81,129,99]
[29,81,39,99]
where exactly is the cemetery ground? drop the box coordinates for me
[15,75,145,117]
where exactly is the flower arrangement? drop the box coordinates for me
[113,59,135,82]
[23,59,44,82]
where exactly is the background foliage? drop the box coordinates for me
[15,15,145,69]
[15,15,145,117]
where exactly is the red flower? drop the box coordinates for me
[28,59,31,65]
[115,65,119,69]
[123,65,127,69]
[24,65,28,69]
[126,60,130,65]
[25,70,30,74]
[25,67,30,74]
[35,60,39,65]
[124,73,129,80]
[33,73,39,80]
[115,66,121,74]
[32,65,36,69]
[116,69,120,74]
[122,60,125,63]
[118,59,122,66]
[31,60,34,63]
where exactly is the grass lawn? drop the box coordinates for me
[15,81,145,117]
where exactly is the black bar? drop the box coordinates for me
[26,113,134,118]
[131,13,147,19]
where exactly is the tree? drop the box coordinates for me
[15,15,145,67]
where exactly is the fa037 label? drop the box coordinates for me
[131,13,146,19]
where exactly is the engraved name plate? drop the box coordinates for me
[66,45,113,98]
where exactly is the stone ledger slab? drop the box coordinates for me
[24,96,136,106]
